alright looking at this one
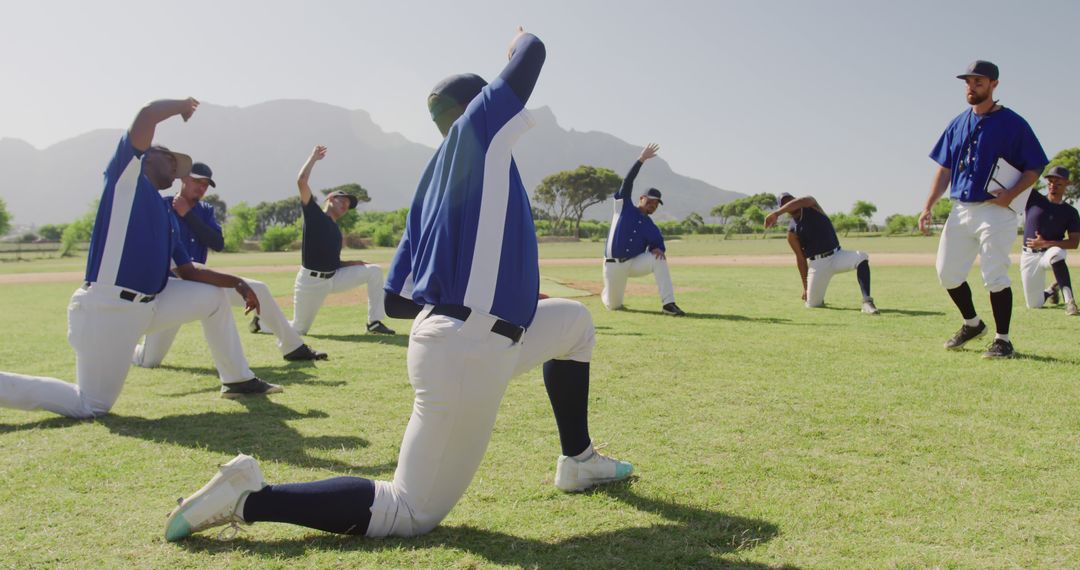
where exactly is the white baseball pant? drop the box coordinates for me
[936,201,1017,293]
[133,278,305,367]
[290,265,388,335]
[601,251,675,309]
[1019,248,1067,308]
[0,280,255,418]
[366,298,595,537]
[805,248,869,308]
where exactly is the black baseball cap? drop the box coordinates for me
[189,162,216,187]
[777,192,795,207]
[957,60,999,81]
[1045,166,1071,181]
[641,188,663,205]
[326,190,359,210]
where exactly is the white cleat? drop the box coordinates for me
[164,454,266,542]
[861,297,880,315]
[554,444,633,492]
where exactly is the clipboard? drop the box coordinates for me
[985,158,1029,213]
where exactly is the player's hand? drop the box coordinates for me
[508,26,526,59]
[764,212,779,229]
[172,193,192,216]
[651,247,666,260]
[801,290,807,301]
[538,293,550,300]
[311,145,328,161]
[917,209,933,235]
[1026,233,1048,249]
[180,97,199,122]
[236,281,261,315]
[639,143,660,162]
[987,190,1014,210]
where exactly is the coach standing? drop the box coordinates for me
[918,60,1048,359]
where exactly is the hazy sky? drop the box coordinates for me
[1,0,1076,219]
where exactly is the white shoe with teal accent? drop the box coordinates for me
[165,454,266,542]
[554,444,633,492]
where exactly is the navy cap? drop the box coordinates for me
[777,192,795,208]
[189,162,216,187]
[957,60,999,81]
[641,188,663,205]
[1045,166,1070,181]
[326,190,359,210]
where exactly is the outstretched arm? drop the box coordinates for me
[297,145,327,206]
[765,196,821,228]
[787,231,809,300]
[498,27,547,106]
[130,98,199,152]
[616,144,659,200]
[173,263,260,314]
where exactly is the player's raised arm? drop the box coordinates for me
[616,144,659,200]
[499,27,546,106]
[130,98,199,152]
[296,145,327,206]
[765,196,818,228]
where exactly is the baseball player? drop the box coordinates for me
[601,144,685,316]
[765,193,879,313]
[918,60,1048,359]
[1019,166,1079,315]
[249,145,395,337]
[0,99,281,419]
[166,29,631,543]
[132,162,327,366]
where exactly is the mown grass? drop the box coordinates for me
[0,247,1077,568]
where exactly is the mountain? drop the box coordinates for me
[0,100,742,226]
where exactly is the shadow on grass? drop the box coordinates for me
[176,482,794,568]
[816,306,944,317]
[617,307,796,325]
[153,366,347,398]
[306,333,410,348]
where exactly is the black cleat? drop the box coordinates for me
[661,303,686,317]
[220,378,283,399]
[366,320,396,335]
[943,321,987,350]
[982,338,1015,359]
[248,316,262,334]
[283,344,328,361]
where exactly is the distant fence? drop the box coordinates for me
[0,242,88,260]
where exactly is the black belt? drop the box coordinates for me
[428,304,525,343]
[309,270,337,279]
[605,257,631,263]
[1023,247,1048,254]
[807,247,840,261]
[82,282,156,303]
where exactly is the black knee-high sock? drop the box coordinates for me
[856,260,871,298]
[1051,260,1072,291]
[946,282,978,320]
[989,288,1012,336]
[542,359,591,457]
[243,477,375,535]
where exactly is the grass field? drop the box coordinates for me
[0,239,1077,568]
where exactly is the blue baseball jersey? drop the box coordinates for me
[788,207,840,258]
[1024,191,1080,242]
[604,160,665,259]
[929,107,1048,202]
[385,230,415,298]
[84,133,191,295]
[402,77,539,327]
[164,196,220,264]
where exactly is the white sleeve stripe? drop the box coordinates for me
[605,199,623,259]
[96,162,139,287]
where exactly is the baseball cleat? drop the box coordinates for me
[366,320,396,335]
[661,303,686,317]
[982,338,1015,359]
[283,344,328,361]
[248,316,262,334]
[554,445,633,492]
[861,297,880,315]
[943,321,987,350]
[164,454,266,542]
[1066,301,1078,316]
[220,378,283,399]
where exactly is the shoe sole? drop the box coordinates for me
[944,327,987,350]
[220,387,283,399]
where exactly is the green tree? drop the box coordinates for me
[0,197,11,237]
[711,193,777,224]
[884,214,918,235]
[1045,148,1080,203]
[60,200,98,256]
[744,205,766,236]
[202,193,227,225]
[223,202,258,252]
[682,212,705,233]
[253,197,303,237]
[829,212,860,236]
[931,198,953,222]
[533,165,622,238]
[260,223,301,252]
[851,200,877,231]
[37,224,67,241]
[321,183,372,235]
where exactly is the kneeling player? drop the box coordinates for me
[1020,166,1079,315]
[765,193,878,313]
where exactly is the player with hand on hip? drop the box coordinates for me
[165,28,631,543]
[0,98,281,419]
[918,60,1048,359]
[601,143,685,316]
[1019,166,1080,315]
[133,162,327,367]
[249,145,394,337]
[765,193,878,313]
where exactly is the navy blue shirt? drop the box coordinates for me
[85,133,191,295]
[789,207,840,258]
[300,197,342,272]
[164,196,222,264]
[604,161,666,259]
[1024,191,1080,243]
[929,107,1048,202]
[397,33,545,328]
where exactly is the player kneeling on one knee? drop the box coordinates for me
[765,193,878,314]
[1019,166,1079,315]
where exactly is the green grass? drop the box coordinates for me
[0,247,1077,568]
